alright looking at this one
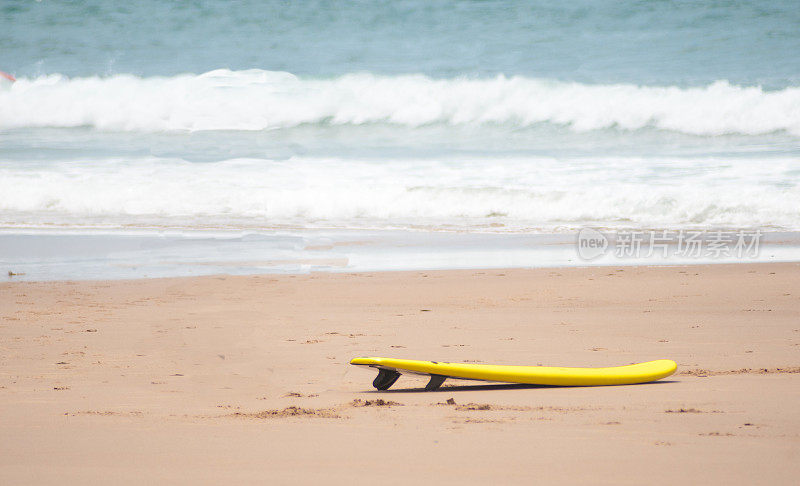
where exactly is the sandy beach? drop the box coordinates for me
[1,262,798,484]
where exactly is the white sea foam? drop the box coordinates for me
[0,155,797,231]
[1,69,800,136]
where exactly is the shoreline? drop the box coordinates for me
[4,259,800,285]
[2,262,798,483]
[3,228,800,282]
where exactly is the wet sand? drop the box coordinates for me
[1,263,799,484]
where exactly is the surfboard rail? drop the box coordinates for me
[351,357,677,390]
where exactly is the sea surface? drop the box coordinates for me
[1,0,799,278]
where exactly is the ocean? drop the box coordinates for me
[1,0,799,278]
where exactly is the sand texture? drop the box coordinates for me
[1,263,799,484]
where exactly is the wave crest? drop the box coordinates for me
[1,69,799,135]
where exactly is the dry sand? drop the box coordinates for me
[1,263,799,484]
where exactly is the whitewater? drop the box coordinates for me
[1,151,798,233]
[2,70,800,136]
[1,69,799,233]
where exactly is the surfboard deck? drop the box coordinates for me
[350,357,677,390]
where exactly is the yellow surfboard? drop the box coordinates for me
[351,357,677,390]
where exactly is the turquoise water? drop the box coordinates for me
[3,0,799,87]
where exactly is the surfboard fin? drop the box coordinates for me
[425,374,446,391]
[372,369,401,390]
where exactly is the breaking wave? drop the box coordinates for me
[2,69,799,136]
[1,155,797,232]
